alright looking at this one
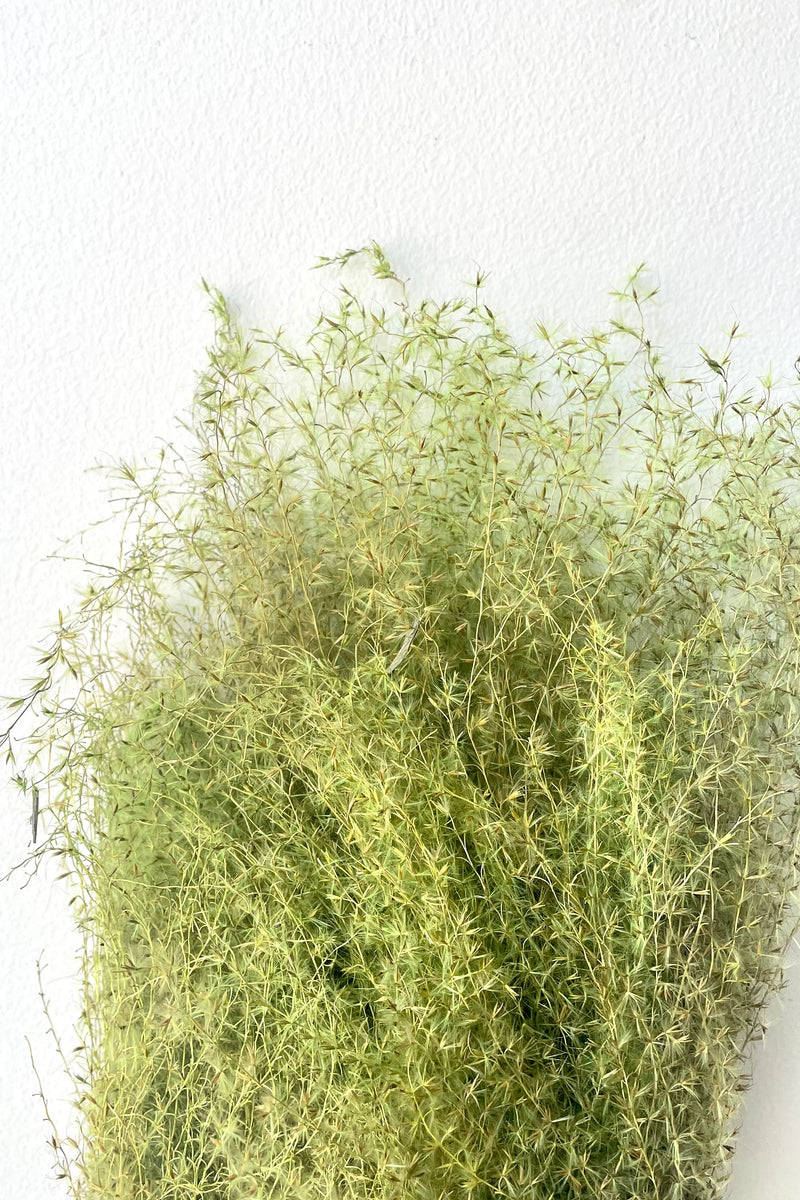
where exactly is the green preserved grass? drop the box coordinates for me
[6,245,800,1198]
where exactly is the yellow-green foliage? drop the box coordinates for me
[8,246,800,1198]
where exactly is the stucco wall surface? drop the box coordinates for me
[2,2,800,1196]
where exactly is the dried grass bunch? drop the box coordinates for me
[7,245,800,1199]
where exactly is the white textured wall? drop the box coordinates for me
[2,2,800,1195]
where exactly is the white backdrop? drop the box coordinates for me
[2,2,800,1195]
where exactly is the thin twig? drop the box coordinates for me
[25,1026,75,1190]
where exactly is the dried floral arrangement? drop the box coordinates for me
[6,244,800,1199]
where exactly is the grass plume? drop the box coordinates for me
[6,245,800,1199]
